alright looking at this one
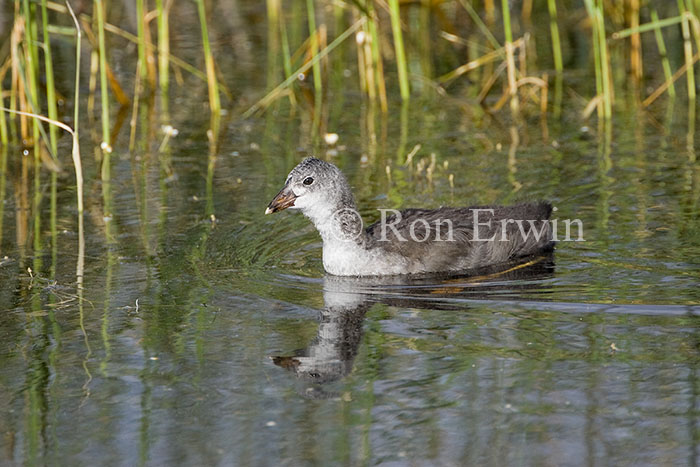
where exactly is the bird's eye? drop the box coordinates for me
[303,177,314,186]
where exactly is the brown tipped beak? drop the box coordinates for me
[265,185,297,214]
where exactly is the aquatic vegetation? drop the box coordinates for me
[0,3,699,465]
[0,1,697,278]
[2,0,698,153]
[3,0,697,274]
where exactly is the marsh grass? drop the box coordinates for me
[305,0,323,109]
[583,0,611,119]
[94,0,110,151]
[194,0,220,116]
[0,71,7,145]
[367,3,388,112]
[678,0,696,101]
[651,9,676,98]
[0,146,6,254]
[3,1,698,150]
[136,0,147,82]
[41,0,58,158]
[501,0,519,117]
[547,0,563,74]
[2,0,700,268]
[243,17,365,118]
[388,0,409,100]
[155,0,171,118]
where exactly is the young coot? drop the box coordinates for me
[266,157,554,276]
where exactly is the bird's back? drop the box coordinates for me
[364,202,554,274]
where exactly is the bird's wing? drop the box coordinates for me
[364,203,553,272]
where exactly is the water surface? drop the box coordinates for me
[1,1,699,465]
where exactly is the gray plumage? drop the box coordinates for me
[266,157,554,276]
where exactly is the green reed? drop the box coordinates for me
[279,4,294,82]
[195,0,221,116]
[22,0,41,145]
[678,0,696,100]
[21,0,43,258]
[418,0,432,80]
[612,15,684,38]
[129,58,143,152]
[612,10,697,104]
[94,0,110,150]
[629,0,642,81]
[367,3,387,112]
[42,1,225,94]
[362,22,376,102]
[388,0,410,100]
[597,3,612,118]
[68,0,84,216]
[651,9,676,98]
[136,0,147,81]
[0,77,7,145]
[0,147,6,253]
[267,0,281,90]
[155,0,170,115]
[546,0,563,74]
[586,0,603,115]
[306,0,323,97]
[457,0,500,51]
[584,0,612,119]
[243,17,365,118]
[356,13,367,95]
[501,0,519,116]
[41,0,58,157]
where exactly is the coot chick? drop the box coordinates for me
[266,157,554,276]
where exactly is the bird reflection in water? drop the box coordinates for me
[271,255,555,398]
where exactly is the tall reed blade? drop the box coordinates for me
[388,0,410,100]
[136,0,146,83]
[367,2,387,111]
[501,0,519,117]
[195,0,221,116]
[94,0,110,150]
[597,5,612,118]
[362,23,376,102]
[678,0,696,100]
[155,0,171,113]
[0,147,6,254]
[584,0,612,119]
[279,3,293,82]
[243,18,365,118]
[547,0,563,73]
[67,0,83,216]
[651,9,676,99]
[306,0,323,134]
[629,0,642,82]
[22,0,41,145]
[585,0,603,117]
[41,0,58,156]
[305,0,322,91]
[355,19,367,93]
[267,0,282,91]
[0,77,7,145]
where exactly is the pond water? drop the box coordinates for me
[1,1,700,465]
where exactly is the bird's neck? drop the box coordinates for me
[303,200,366,247]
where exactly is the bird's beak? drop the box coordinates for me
[265,185,297,215]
